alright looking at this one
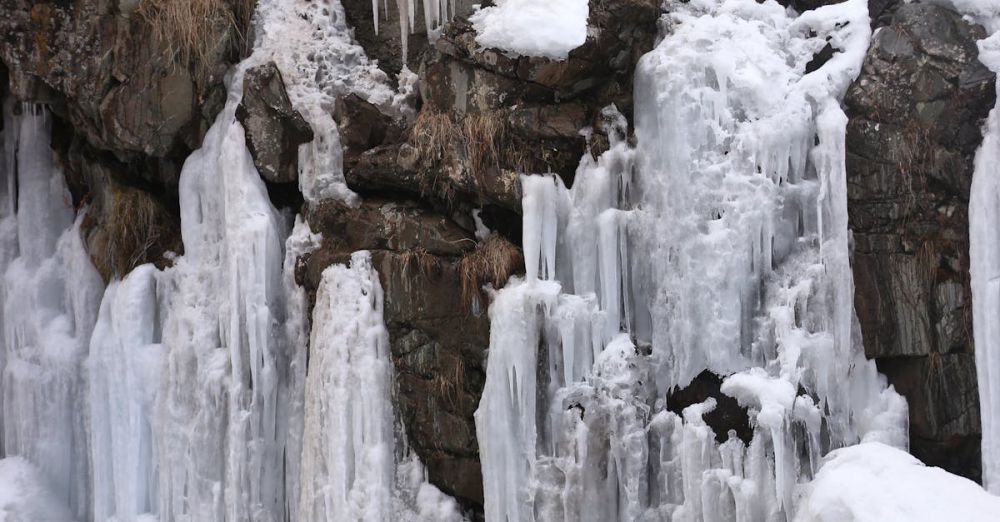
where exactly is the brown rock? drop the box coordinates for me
[236,62,313,184]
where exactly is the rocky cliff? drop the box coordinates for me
[1,0,995,516]
[846,3,995,480]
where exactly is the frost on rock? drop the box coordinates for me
[795,442,1000,522]
[0,101,104,520]
[475,1,909,520]
[469,0,589,60]
[298,252,463,522]
[253,0,397,205]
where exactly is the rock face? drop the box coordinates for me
[846,3,996,481]
[236,62,314,184]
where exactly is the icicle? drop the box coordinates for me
[475,1,908,520]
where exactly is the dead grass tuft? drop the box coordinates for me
[399,246,439,278]
[432,356,466,409]
[410,108,527,204]
[106,187,167,278]
[459,234,523,307]
[138,0,254,68]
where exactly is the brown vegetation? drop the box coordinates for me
[458,234,523,307]
[137,0,254,68]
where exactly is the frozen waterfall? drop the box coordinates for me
[474,1,908,520]
[0,0,457,519]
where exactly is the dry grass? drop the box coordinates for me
[105,187,167,278]
[432,356,466,410]
[137,0,254,68]
[459,234,523,307]
[399,246,439,278]
[410,108,528,203]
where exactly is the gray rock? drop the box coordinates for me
[846,3,995,481]
[236,62,313,184]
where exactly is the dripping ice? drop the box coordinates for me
[0,0,462,519]
[475,1,912,520]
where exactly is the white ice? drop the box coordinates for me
[475,1,910,520]
[0,457,75,522]
[957,0,1000,495]
[298,252,463,521]
[0,101,104,520]
[469,0,589,60]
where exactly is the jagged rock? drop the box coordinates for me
[236,62,313,184]
[332,93,395,166]
[300,198,524,514]
[666,371,752,444]
[845,3,995,481]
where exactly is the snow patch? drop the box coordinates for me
[470,0,589,60]
[796,443,1000,522]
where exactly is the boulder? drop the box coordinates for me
[845,3,995,481]
[236,62,314,184]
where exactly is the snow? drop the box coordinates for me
[795,443,1000,522]
[475,0,910,520]
[0,458,75,522]
[470,0,589,60]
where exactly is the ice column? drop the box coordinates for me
[0,102,104,519]
[966,12,1000,494]
[298,251,463,522]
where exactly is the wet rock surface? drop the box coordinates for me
[846,3,996,481]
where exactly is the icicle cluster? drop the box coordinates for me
[372,0,457,62]
[0,0,462,520]
[475,1,908,520]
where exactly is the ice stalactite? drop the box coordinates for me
[89,265,162,521]
[371,0,457,62]
[475,1,907,520]
[298,252,463,521]
[0,101,105,520]
[21,0,457,519]
[960,2,1000,495]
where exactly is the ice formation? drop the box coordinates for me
[0,457,76,521]
[469,0,589,60]
[0,101,104,519]
[963,1,1000,495]
[371,0,458,63]
[795,442,1000,522]
[475,0,910,520]
[298,252,462,521]
[0,0,460,520]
